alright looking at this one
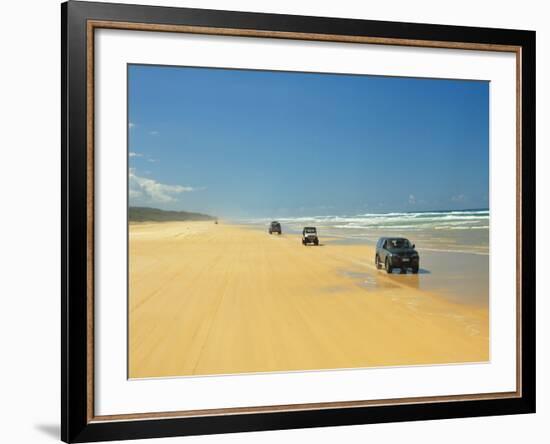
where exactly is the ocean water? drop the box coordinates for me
[244,209,489,255]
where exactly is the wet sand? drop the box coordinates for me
[129,221,489,378]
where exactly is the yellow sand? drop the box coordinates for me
[129,221,489,378]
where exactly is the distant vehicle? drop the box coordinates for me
[269,221,282,235]
[302,227,319,246]
[375,237,419,274]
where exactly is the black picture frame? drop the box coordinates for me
[62,1,536,442]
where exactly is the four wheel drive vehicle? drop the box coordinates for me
[375,237,419,274]
[269,221,282,235]
[302,227,319,246]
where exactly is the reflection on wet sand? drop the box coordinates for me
[342,269,420,290]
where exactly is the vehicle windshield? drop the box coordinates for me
[387,238,410,249]
[304,227,317,234]
[271,222,280,226]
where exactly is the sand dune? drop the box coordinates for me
[128,221,489,378]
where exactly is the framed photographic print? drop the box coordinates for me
[61,1,536,442]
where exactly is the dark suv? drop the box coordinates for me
[375,237,419,274]
[269,221,282,235]
[302,227,319,246]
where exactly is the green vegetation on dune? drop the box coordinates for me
[129,207,215,222]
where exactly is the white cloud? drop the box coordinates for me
[129,188,142,199]
[129,152,142,157]
[129,169,196,203]
[408,194,416,204]
[129,122,136,129]
[451,194,466,202]
[148,130,159,135]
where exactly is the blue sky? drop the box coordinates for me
[128,64,489,218]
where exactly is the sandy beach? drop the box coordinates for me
[129,221,489,378]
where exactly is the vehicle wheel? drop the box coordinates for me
[385,257,393,274]
[412,266,419,274]
[375,255,382,269]
[314,240,319,246]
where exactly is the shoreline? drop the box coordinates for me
[129,221,489,378]
[236,221,489,307]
